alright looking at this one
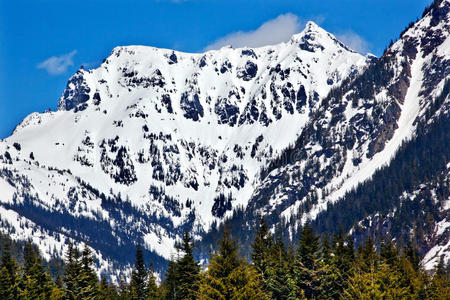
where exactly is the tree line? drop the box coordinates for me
[0,219,449,299]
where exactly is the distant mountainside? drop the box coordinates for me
[0,0,448,278]
[199,0,450,271]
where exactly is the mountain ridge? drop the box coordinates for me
[0,0,449,279]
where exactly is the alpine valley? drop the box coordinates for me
[0,0,449,280]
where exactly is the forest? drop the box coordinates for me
[0,219,449,300]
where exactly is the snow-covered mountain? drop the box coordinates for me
[216,0,450,271]
[0,21,369,276]
[0,0,449,277]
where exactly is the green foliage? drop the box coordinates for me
[130,245,148,300]
[162,231,200,299]
[0,241,19,299]
[1,220,450,299]
[62,241,99,299]
[251,217,272,280]
[198,228,269,299]
[19,241,53,299]
[293,224,321,299]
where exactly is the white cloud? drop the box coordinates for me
[205,13,304,51]
[336,31,370,54]
[37,50,77,75]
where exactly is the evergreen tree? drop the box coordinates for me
[426,256,450,299]
[99,276,120,300]
[174,231,200,300]
[49,285,65,300]
[63,241,82,299]
[20,241,53,299]
[357,238,378,274]
[79,243,99,299]
[0,266,13,300]
[380,239,398,266]
[130,244,148,300]
[318,235,342,299]
[198,228,269,299]
[118,275,132,300]
[162,259,178,300]
[293,224,321,299]
[266,231,290,299]
[0,241,19,299]
[2,216,450,299]
[343,262,410,299]
[251,217,272,278]
[146,263,161,299]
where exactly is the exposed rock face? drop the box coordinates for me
[58,69,91,111]
[215,0,450,270]
[0,0,449,278]
[1,21,369,276]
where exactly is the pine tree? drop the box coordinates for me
[265,231,290,299]
[343,266,384,299]
[130,244,148,300]
[380,239,398,266]
[198,228,269,299]
[118,275,132,300]
[251,217,272,278]
[321,235,332,265]
[146,263,161,299]
[343,262,410,299]
[293,224,321,299]
[0,241,19,299]
[357,238,378,273]
[229,263,270,300]
[426,256,450,299]
[20,241,53,299]
[174,231,200,299]
[49,285,65,300]
[79,243,98,299]
[99,276,110,299]
[318,235,342,299]
[163,259,178,300]
[99,276,120,300]
[405,244,420,271]
[63,241,82,299]
[0,266,12,299]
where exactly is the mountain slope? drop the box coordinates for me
[204,0,449,268]
[0,22,369,276]
[0,0,449,277]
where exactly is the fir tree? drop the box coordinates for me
[318,235,342,299]
[174,231,200,300]
[99,276,120,300]
[63,241,82,299]
[163,259,178,300]
[130,244,148,300]
[426,256,450,299]
[118,275,132,300]
[49,285,65,300]
[266,231,290,299]
[0,241,19,299]
[146,262,161,299]
[79,243,99,299]
[343,262,410,299]
[0,266,12,300]
[198,228,269,299]
[20,241,53,299]
[251,217,272,278]
[293,224,321,299]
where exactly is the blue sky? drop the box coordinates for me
[0,0,432,138]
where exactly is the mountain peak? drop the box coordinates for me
[288,21,354,53]
[289,21,327,42]
[304,21,321,32]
